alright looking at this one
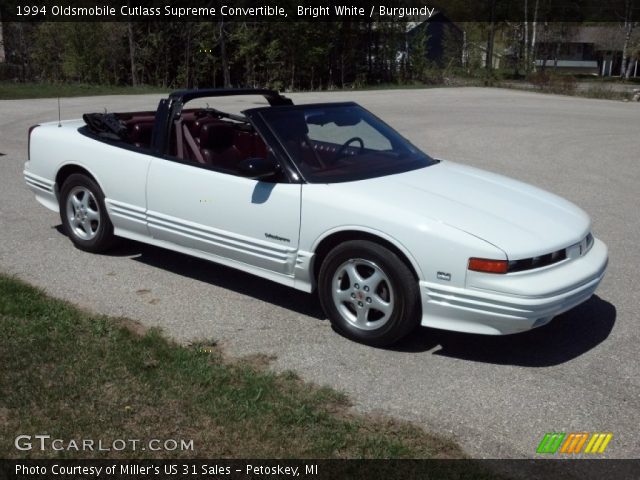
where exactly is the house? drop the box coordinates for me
[535,25,640,77]
[468,43,504,70]
[405,12,464,68]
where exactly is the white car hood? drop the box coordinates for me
[348,161,591,259]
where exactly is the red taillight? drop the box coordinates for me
[28,124,39,160]
[468,257,509,274]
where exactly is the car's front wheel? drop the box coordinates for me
[59,173,115,252]
[318,240,421,346]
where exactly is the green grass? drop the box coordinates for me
[2,77,638,101]
[0,273,471,462]
[0,82,167,100]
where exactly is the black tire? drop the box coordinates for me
[59,173,115,253]
[318,240,421,347]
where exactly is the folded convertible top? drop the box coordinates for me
[83,112,128,141]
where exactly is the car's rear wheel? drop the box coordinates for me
[59,173,115,252]
[318,240,421,346]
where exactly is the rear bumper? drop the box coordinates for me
[24,163,59,212]
[419,238,608,335]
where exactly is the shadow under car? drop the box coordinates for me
[55,225,615,365]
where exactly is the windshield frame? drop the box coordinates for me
[243,102,438,184]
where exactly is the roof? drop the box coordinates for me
[538,25,640,51]
[405,11,460,33]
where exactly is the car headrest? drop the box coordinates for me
[192,117,220,137]
[130,123,153,143]
[200,123,235,150]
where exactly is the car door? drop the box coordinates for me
[145,158,301,277]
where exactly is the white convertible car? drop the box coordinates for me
[24,89,608,346]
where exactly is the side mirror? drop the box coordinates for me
[238,157,280,180]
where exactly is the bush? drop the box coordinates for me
[527,71,577,95]
[549,74,577,94]
[0,63,22,82]
[527,71,550,88]
[479,69,504,87]
[420,67,444,85]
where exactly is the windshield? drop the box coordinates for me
[258,104,437,183]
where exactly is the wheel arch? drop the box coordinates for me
[56,162,116,253]
[55,163,104,199]
[311,228,424,284]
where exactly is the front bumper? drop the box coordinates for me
[419,238,608,335]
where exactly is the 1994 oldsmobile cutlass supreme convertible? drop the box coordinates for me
[24,88,608,346]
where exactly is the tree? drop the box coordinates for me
[218,20,231,88]
[486,0,497,70]
[408,24,429,81]
[127,21,137,86]
[522,0,540,72]
[0,13,5,63]
[530,0,539,71]
[619,0,638,79]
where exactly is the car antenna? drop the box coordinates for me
[57,97,61,127]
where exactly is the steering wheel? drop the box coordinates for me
[333,137,364,163]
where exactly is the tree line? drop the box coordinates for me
[3,21,424,89]
[2,14,638,90]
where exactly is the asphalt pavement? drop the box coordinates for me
[1,87,638,459]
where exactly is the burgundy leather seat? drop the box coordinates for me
[129,122,153,149]
[235,130,268,159]
[191,117,221,145]
[199,123,242,170]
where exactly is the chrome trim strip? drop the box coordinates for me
[24,171,55,193]
[146,210,295,263]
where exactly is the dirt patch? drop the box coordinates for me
[113,317,149,337]
[235,353,278,370]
